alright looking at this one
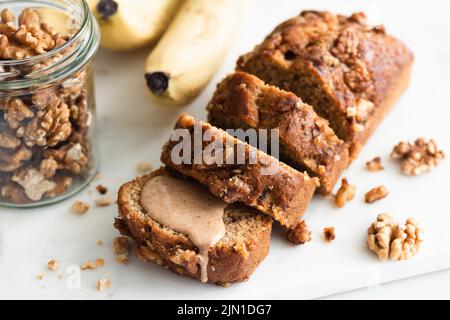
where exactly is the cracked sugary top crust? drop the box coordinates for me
[237,11,414,157]
[207,71,349,194]
[161,114,318,227]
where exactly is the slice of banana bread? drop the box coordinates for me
[237,11,414,158]
[116,167,272,285]
[207,71,349,194]
[160,114,319,227]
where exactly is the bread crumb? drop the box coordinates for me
[95,258,105,267]
[113,237,130,264]
[37,273,45,280]
[80,261,96,270]
[137,161,153,173]
[95,196,113,207]
[96,274,111,291]
[58,273,64,280]
[366,156,384,171]
[97,240,103,246]
[95,184,108,195]
[47,259,59,271]
[71,201,90,214]
[323,227,335,242]
[285,220,312,245]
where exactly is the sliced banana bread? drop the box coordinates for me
[160,114,319,227]
[207,71,349,194]
[116,167,272,284]
[237,11,413,158]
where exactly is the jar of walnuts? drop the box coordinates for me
[0,0,100,206]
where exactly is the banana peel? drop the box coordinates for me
[88,0,181,51]
[144,0,248,106]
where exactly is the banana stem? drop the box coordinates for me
[145,72,170,95]
[97,0,118,20]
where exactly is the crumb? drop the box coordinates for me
[137,161,153,173]
[80,261,97,270]
[71,200,90,214]
[47,259,59,271]
[97,240,103,246]
[323,227,335,242]
[37,273,45,280]
[58,273,64,280]
[95,173,102,180]
[285,220,312,245]
[95,196,113,207]
[334,178,356,208]
[113,236,130,263]
[95,258,105,267]
[96,274,111,291]
[95,184,108,195]
[366,156,384,171]
[365,185,389,203]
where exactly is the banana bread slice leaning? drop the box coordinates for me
[207,71,349,194]
[116,167,272,285]
[237,11,414,158]
[161,114,319,228]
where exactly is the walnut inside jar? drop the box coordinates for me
[0,8,94,204]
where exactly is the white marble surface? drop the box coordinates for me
[1,0,450,299]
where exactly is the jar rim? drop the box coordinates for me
[0,0,100,92]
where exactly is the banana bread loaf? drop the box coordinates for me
[237,11,414,158]
[116,167,272,284]
[207,71,349,194]
[160,114,319,227]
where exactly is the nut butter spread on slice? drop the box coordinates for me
[140,175,226,283]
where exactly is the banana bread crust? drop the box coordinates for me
[161,114,319,227]
[207,71,349,194]
[116,168,273,284]
[237,11,414,158]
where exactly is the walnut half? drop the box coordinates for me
[367,214,423,261]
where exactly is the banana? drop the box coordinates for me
[87,0,181,51]
[144,0,248,106]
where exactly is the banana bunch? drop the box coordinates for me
[144,0,247,106]
[87,0,181,51]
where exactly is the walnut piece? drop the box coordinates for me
[47,259,59,271]
[334,178,356,208]
[135,245,163,265]
[96,274,111,291]
[80,261,97,270]
[71,200,90,214]
[285,220,312,245]
[323,227,336,242]
[367,214,423,261]
[365,185,389,204]
[366,156,384,171]
[95,258,105,267]
[113,237,130,264]
[391,138,445,176]
[0,146,32,172]
[12,168,56,201]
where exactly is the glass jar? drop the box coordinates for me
[0,0,100,207]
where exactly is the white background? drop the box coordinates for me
[1,0,450,299]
